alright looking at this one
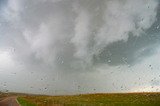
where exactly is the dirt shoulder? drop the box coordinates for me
[0,96,19,106]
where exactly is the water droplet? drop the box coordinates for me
[108,59,111,63]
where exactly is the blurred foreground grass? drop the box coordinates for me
[17,97,36,106]
[17,93,160,106]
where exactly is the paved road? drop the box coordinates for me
[0,96,19,106]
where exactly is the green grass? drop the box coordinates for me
[17,97,36,106]
[18,93,160,106]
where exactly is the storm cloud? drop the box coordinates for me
[0,0,160,95]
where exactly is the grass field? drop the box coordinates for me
[17,97,36,106]
[17,92,160,106]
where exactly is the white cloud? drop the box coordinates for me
[94,0,158,49]
[2,0,22,21]
[131,86,160,92]
[3,0,158,67]
[0,50,14,70]
[0,0,159,94]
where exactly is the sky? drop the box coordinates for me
[0,0,160,95]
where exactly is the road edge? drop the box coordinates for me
[16,97,21,106]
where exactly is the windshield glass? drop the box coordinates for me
[0,0,160,106]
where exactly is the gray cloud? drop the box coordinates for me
[0,0,160,94]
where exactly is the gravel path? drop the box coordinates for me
[0,96,19,106]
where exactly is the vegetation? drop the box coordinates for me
[18,93,160,106]
[17,97,36,106]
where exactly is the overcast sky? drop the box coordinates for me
[0,0,160,95]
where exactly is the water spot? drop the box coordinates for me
[108,59,111,63]
[141,18,144,21]
[78,85,80,88]
[43,100,47,103]
[121,86,123,89]
[3,84,6,87]
[5,90,9,93]
[127,64,131,67]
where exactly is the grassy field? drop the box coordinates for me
[17,97,36,106]
[17,92,160,106]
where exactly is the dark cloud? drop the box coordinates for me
[0,0,160,94]
[93,4,160,66]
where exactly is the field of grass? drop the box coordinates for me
[17,97,36,106]
[17,92,160,106]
